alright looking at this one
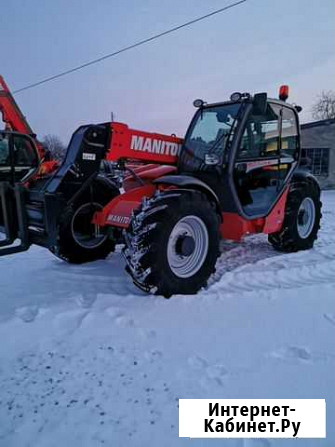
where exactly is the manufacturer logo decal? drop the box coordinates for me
[237,157,293,173]
[108,214,130,225]
[131,135,181,157]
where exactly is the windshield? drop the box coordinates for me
[179,103,241,171]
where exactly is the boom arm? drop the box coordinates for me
[0,76,45,157]
[108,122,184,165]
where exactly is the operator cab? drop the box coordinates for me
[179,87,301,218]
[0,131,40,184]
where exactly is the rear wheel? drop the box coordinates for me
[52,179,119,263]
[268,180,322,252]
[124,190,220,297]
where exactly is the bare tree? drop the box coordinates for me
[42,134,66,161]
[312,91,335,120]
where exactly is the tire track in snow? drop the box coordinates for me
[212,257,335,294]
[207,231,335,295]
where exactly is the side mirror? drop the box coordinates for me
[253,93,267,115]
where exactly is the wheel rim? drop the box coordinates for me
[71,202,108,249]
[167,215,209,278]
[297,197,316,239]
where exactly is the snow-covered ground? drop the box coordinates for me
[0,191,334,447]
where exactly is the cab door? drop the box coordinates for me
[233,102,297,217]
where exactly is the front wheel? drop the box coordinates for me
[52,179,119,263]
[124,190,220,297]
[268,180,322,252]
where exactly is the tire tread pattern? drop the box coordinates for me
[123,190,220,297]
[268,179,322,253]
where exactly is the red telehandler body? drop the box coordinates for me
[0,85,322,297]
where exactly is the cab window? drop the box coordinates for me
[281,106,298,157]
[238,103,281,159]
[180,103,241,171]
[13,135,39,166]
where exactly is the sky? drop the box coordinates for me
[1,0,334,144]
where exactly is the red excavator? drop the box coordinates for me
[0,84,321,297]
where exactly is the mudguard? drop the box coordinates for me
[153,174,221,213]
[291,169,321,192]
[93,174,222,230]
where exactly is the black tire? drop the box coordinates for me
[268,180,322,252]
[52,179,119,263]
[123,190,220,297]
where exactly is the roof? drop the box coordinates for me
[301,118,335,130]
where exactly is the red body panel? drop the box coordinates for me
[123,164,177,189]
[221,214,264,241]
[221,187,289,241]
[262,187,289,233]
[107,122,183,165]
[93,184,157,228]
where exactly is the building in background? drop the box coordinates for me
[300,119,335,189]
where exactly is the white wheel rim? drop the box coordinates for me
[167,215,209,278]
[297,197,316,239]
[71,202,108,249]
